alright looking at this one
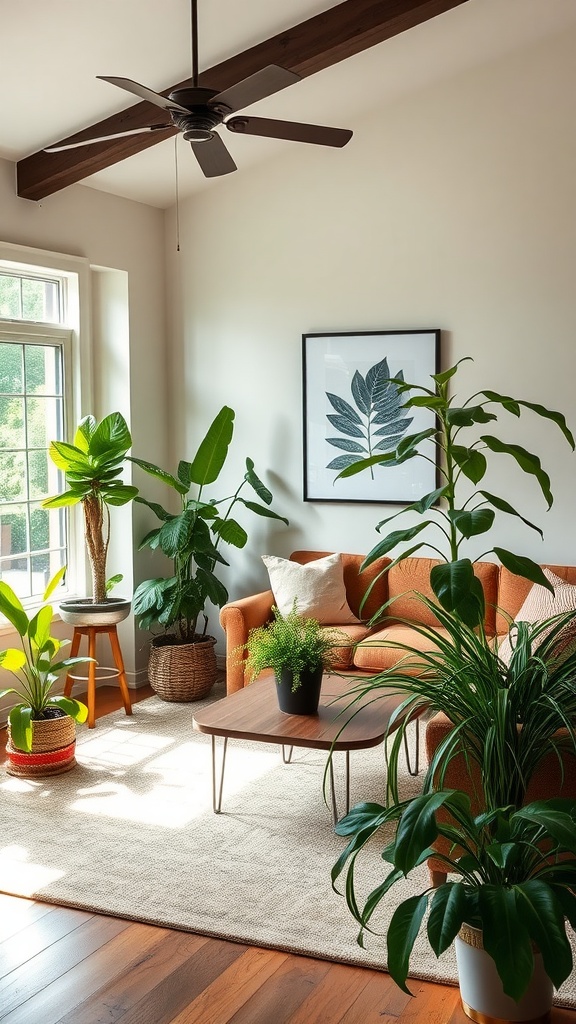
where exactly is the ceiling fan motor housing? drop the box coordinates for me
[169,87,230,142]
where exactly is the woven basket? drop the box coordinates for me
[148,634,218,702]
[6,714,77,777]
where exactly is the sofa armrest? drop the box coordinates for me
[219,590,275,693]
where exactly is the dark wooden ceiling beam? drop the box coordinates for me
[17,0,470,201]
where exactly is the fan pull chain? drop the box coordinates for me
[175,136,181,252]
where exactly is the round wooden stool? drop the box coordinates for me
[64,624,133,728]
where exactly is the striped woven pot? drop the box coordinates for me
[6,714,77,778]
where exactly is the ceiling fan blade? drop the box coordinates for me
[210,65,300,114]
[226,116,353,148]
[190,134,237,178]
[97,76,190,114]
[44,123,172,153]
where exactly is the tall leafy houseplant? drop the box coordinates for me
[330,358,576,1013]
[338,358,574,626]
[131,406,288,701]
[43,413,138,604]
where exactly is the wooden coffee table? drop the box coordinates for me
[193,674,421,823]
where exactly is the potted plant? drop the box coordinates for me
[130,405,288,702]
[0,567,91,777]
[333,789,576,1020]
[328,358,576,1014]
[241,603,348,714]
[42,412,138,624]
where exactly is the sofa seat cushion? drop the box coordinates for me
[322,623,374,669]
[353,623,451,673]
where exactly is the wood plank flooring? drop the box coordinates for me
[1,685,575,1023]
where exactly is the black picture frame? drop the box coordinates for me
[302,329,441,504]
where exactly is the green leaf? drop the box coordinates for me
[130,457,187,494]
[240,500,289,525]
[177,460,192,488]
[9,705,33,752]
[157,512,195,557]
[28,604,53,649]
[101,484,138,506]
[387,894,429,995]
[212,518,248,548]
[0,582,28,636]
[196,568,228,607]
[43,565,66,601]
[403,395,447,409]
[432,358,472,386]
[89,412,132,458]
[430,559,485,628]
[244,458,273,506]
[188,406,235,487]
[48,440,93,474]
[74,415,96,451]
[49,695,89,723]
[450,508,495,539]
[396,427,437,458]
[394,791,450,873]
[478,491,544,538]
[445,406,497,427]
[427,883,467,956]
[482,391,575,448]
[451,445,487,485]
[480,435,553,508]
[134,496,173,522]
[361,522,430,566]
[0,649,26,671]
[493,548,554,594]
[514,802,576,852]
[478,886,535,1001]
[42,488,87,508]
[515,880,573,989]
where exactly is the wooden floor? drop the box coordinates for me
[1,687,575,1024]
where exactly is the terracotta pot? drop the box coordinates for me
[148,634,217,702]
[6,713,77,778]
[276,664,323,715]
[455,923,553,1024]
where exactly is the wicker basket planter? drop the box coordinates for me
[148,634,217,702]
[6,714,77,778]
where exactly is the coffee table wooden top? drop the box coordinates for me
[192,674,410,751]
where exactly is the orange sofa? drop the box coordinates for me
[220,549,576,694]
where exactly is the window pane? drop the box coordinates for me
[0,452,26,502]
[32,550,65,590]
[0,343,23,392]
[30,502,51,553]
[0,557,31,599]
[0,504,28,558]
[0,276,21,319]
[0,396,25,451]
[25,344,63,395]
[28,449,51,499]
[22,278,60,323]
[27,396,63,449]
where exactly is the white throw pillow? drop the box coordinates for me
[498,567,576,665]
[262,553,361,624]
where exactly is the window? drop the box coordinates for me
[0,271,72,601]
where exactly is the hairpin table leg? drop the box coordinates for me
[282,745,294,764]
[211,735,228,813]
[404,718,420,777]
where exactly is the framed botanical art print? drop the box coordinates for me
[302,329,440,504]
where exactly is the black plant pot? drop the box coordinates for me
[276,664,323,715]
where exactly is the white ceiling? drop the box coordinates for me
[2,0,576,209]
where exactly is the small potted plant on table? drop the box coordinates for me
[0,568,90,777]
[241,603,347,714]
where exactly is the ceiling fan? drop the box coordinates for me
[45,0,353,178]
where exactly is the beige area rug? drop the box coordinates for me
[1,682,575,1008]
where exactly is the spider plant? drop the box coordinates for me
[332,790,576,1001]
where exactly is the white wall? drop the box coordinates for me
[0,163,170,682]
[163,25,576,650]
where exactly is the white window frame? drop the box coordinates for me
[0,241,93,619]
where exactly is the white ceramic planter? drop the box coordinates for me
[455,925,553,1024]
[59,598,131,626]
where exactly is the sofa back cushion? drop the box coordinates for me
[290,550,391,622]
[387,557,499,634]
[496,563,576,635]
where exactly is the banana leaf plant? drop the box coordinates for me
[131,406,289,643]
[333,791,576,1003]
[43,413,138,604]
[337,358,575,627]
[0,568,90,751]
